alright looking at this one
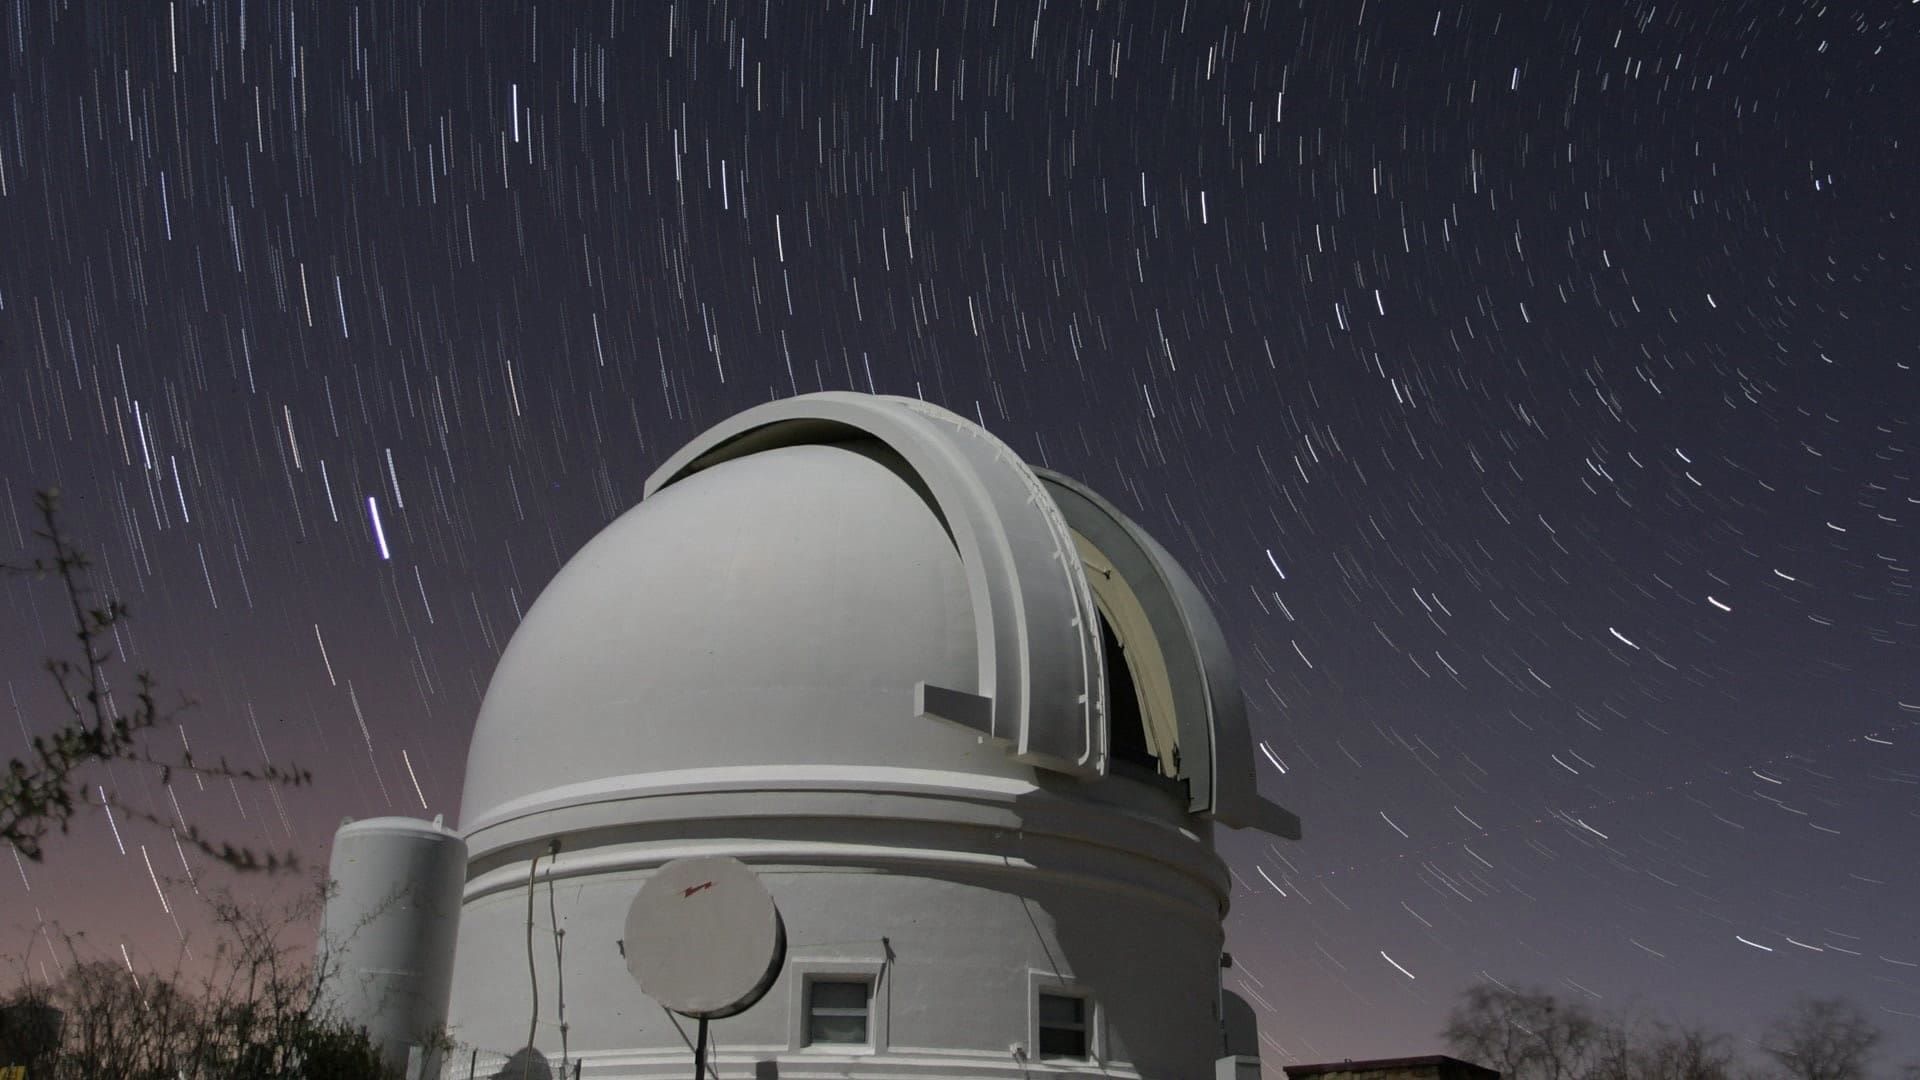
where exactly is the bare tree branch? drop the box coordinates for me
[1763,997,1880,1080]
[2,489,307,871]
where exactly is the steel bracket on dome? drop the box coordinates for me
[915,682,999,742]
[645,393,1108,777]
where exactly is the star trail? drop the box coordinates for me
[2,0,1915,1069]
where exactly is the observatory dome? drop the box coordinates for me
[461,437,1027,833]
[325,393,1301,1077]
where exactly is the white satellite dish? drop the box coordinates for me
[624,855,786,1020]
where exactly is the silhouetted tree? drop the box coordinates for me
[1761,997,1880,1080]
[1,489,309,870]
[1639,1024,1738,1080]
[1444,984,1606,1080]
[1444,984,1897,1080]
[1587,1016,1736,1080]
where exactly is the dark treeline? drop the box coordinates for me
[0,888,394,1080]
[1445,983,1913,1080]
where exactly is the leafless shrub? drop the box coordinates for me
[2,488,311,871]
[1,881,394,1078]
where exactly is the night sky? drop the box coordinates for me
[3,0,1916,1071]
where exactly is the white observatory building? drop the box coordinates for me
[319,392,1299,1079]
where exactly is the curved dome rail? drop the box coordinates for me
[1036,471,1300,839]
[644,393,1107,777]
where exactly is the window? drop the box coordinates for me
[787,952,888,1053]
[1037,991,1090,1060]
[805,979,872,1046]
[1027,972,1097,1064]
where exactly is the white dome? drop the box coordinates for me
[460,438,1028,832]
[460,392,1299,845]
[326,394,1303,1079]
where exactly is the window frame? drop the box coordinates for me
[1027,971,1099,1064]
[787,955,888,1054]
[803,977,873,1047]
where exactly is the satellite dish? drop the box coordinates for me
[624,855,786,1020]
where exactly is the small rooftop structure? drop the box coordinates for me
[1285,1054,1501,1080]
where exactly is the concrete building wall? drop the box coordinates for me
[445,782,1229,1078]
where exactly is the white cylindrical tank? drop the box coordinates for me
[319,815,467,1077]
